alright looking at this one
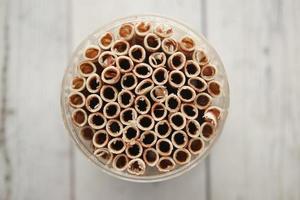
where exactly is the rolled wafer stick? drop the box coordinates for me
[186,119,202,138]
[111,39,130,56]
[179,35,196,58]
[194,93,212,110]
[180,103,198,120]
[143,148,159,167]
[177,86,196,103]
[151,102,167,121]
[156,138,173,156]
[92,130,109,148]
[168,70,186,88]
[188,137,205,155]
[133,63,153,79]
[125,140,143,159]
[94,148,113,165]
[173,148,191,165]
[201,64,217,81]
[72,108,87,127]
[193,49,209,66]
[120,108,137,125]
[128,45,146,63]
[204,106,222,120]
[150,86,168,103]
[118,23,135,42]
[156,157,176,172]
[127,158,146,176]
[98,32,114,50]
[122,125,140,143]
[71,76,86,92]
[100,85,118,102]
[78,61,96,77]
[88,112,107,129]
[171,130,188,149]
[101,66,121,84]
[140,131,157,148]
[134,21,152,43]
[167,52,186,70]
[103,102,121,119]
[162,37,178,55]
[201,122,216,141]
[184,60,201,78]
[83,45,101,62]
[169,112,186,130]
[108,138,126,154]
[80,126,95,141]
[148,52,166,68]
[117,90,135,108]
[188,77,207,93]
[86,73,101,93]
[120,73,138,90]
[154,23,173,38]
[106,119,123,137]
[68,91,85,108]
[152,67,168,85]
[136,114,155,131]
[134,78,154,95]
[144,33,161,53]
[85,94,102,113]
[154,120,172,138]
[112,154,129,171]
[134,95,151,114]
[207,80,222,97]
[98,51,117,68]
[116,56,134,73]
[165,94,181,112]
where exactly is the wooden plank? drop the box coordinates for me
[3,0,72,199]
[206,0,300,199]
[71,0,208,199]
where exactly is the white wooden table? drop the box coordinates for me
[1,0,300,199]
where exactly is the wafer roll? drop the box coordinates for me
[103,102,121,119]
[127,158,146,176]
[173,148,191,165]
[101,66,121,84]
[86,73,101,93]
[80,126,95,141]
[184,60,201,77]
[122,125,140,143]
[194,93,212,110]
[207,80,222,97]
[179,35,196,58]
[93,130,109,148]
[83,45,101,62]
[116,56,134,73]
[134,95,151,114]
[144,33,161,53]
[151,102,167,121]
[85,94,102,113]
[108,138,126,154]
[143,148,159,167]
[177,86,196,102]
[169,112,186,130]
[154,23,173,38]
[111,39,130,56]
[94,148,113,165]
[193,49,209,66]
[100,85,118,102]
[112,154,129,171]
[162,37,178,55]
[133,63,153,78]
[188,137,205,155]
[171,130,188,149]
[71,76,86,92]
[165,94,181,112]
[98,51,117,68]
[78,61,96,77]
[106,119,123,137]
[156,157,176,172]
[72,108,87,127]
[140,131,157,148]
[188,77,207,92]
[136,114,155,131]
[135,78,154,95]
[167,52,186,70]
[68,91,86,108]
[135,21,152,43]
[204,106,222,120]
[156,138,173,156]
[120,108,137,125]
[128,45,146,63]
[117,90,135,108]
[180,103,198,120]
[125,140,143,159]
[201,122,216,141]
[98,32,114,50]
[120,72,138,90]
[152,67,168,85]
[88,112,107,129]
[118,23,135,42]
[154,120,172,138]
[168,70,186,88]
[186,119,201,138]
[148,52,166,68]
[201,64,217,81]
[150,86,168,103]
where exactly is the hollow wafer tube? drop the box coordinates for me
[116,56,134,73]
[112,154,129,171]
[101,66,120,84]
[169,112,186,130]
[88,112,107,130]
[98,32,114,50]
[173,148,191,165]
[180,103,198,120]
[78,61,97,77]
[193,49,209,66]
[134,78,154,95]
[156,157,176,172]
[127,158,146,176]
[122,125,140,143]
[133,63,153,79]
[144,33,161,53]
[71,76,86,92]
[165,94,181,112]
[85,94,102,113]
[72,108,87,127]
[186,119,201,138]
[204,106,222,120]
[98,51,117,68]
[177,86,196,103]
[117,90,135,108]
[168,52,186,70]
[171,130,188,149]
[143,148,159,167]
[134,95,151,115]
[162,37,178,55]
[103,102,121,119]
[152,67,168,85]
[150,86,168,103]
[111,39,130,56]
[201,64,217,81]
[184,60,201,78]
[92,130,109,148]
[125,141,143,159]
[86,73,101,93]
[148,52,166,68]
[128,45,146,63]
[120,108,137,126]
[83,45,101,62]
[106,119,123,137]
[120,73,138,90]
[68,91,86,108]
[194,93,212,110]
[207,80,222,97]
[179,35,196,58]
[154,120,172,138]
[100,85,118,102]
[201,122,216,141]
[94,148,113,165]
[168,70,186,88]
[154,23,173,38]
[80,126,95,141]
[151,102,167,121]
[188,137,205,155]
[188,77,207,93]
[118,23,135,42]
[136,114,155,131]
[134,21,152,43]
[156,138,173,156]
[140,131,157,148]
[108,138,126,154]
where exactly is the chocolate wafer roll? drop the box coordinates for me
[94,148,113,165]
[111,39,130,56]
[162,37,178,55]
[168,70,186,88]
[148,52,166,68]
[156,157,176,172]
[118,23,135,42]
[93,130,109,148]
[78,61,96,77]
[152,67,168,85]
[117,90,135,108]
[80,126,94,141]
[186,119,201,138]
[112,154,129,171]
[133,63,153,79]
[188,77,207,93]
[100,85,118,102]
[179,35,196,58]
[83,45,101,62]
[193,49,209,66]
[71,76,86,92]
[135,21,153,43]
[156,138,173,156]
[101,66,121,84]
[171,130,188,149]
[140,131,157,148]
[154,120,172,138]
[103,102,121,119]
[167,52,186,70]
[154,23,173,38]
[120,108,137,125]
[85,94,102,113]
[108,138,126,154]
[125,141,143,159]
[88,112,107,130]
[136,114,155,131]
[194,93,212,110]
[106,119,123,137]
[177,86,196,103]
[135,78,154,95]
[72,108,87,127]
[204,106,222,124]
[144,33,161,53]
[86,73,101,93]
[122,125,140,143]
[68,91,85,108]
[173,148,191,165]
[120,72,138,90]
[180,103,198,120]
[165,94,181,112]
[184,60,201,78]
[116,56,134,73]
[98,51,117,68]
[134,95,151,114]
[151,102,167,121]
[201,64,217,81]
[128,45,146,63]
[169,112,186,130]
[143,148,159,167]
[150,86,168,103]
[201,122,216,141]
[127,158,146,176]
[188,137,205,155]
[207,80,222,97]
[98,32,114,50]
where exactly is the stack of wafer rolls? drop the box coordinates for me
[67,19,223,176]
